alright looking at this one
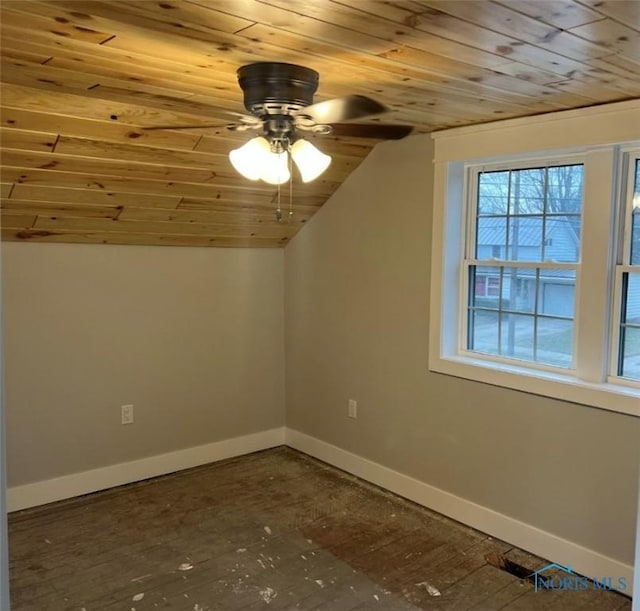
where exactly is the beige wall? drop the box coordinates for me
[284,135,640,566]
[0,243,8,609]
[2,243,284,487]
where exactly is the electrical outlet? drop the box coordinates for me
[348,399,357,419]
[121,404,134,425]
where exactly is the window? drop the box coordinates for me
[429,102,640,416]
[467,163,581,369]
[612,156,640,382]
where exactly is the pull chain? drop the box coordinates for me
[275,180,282,222]
[288,145,293,223]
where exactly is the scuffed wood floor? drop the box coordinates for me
[8,447,632,610]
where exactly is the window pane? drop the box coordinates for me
[507,216,542,261]
[632,212,640,265]
[544,216,580,262]
[476,217,507,259]
[619,272,640,380]
[509,168,545,214]
[500,268,535,313]
[546,165,583,214]
[469,309,499,355]
[623,273,640,325]
[478,170,509,215]
[537,270,576,318]
[620,327,640,381]
[536,318,573,367]
[500,313,534,361]
[470,266,500,309]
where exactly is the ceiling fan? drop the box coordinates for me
[144,62,414,185]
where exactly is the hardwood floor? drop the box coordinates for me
[8,447,632,610]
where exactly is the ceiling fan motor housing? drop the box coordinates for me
[237,62,319,117]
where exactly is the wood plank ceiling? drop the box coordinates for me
[1,0,639,248]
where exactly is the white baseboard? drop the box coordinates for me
[285,428,635,598]
[7,427,286,512]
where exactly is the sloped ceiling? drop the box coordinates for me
[1,0,639,247]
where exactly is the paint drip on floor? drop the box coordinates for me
[259,586,277,604]
[416,581,441,596]
[131,574,152,583]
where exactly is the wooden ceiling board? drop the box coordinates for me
[575,0,640,30]
[490,1,604,30]
[9,184,184,208]
[1,200,121,220]
[1,0,639,248]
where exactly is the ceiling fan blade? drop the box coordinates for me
[328,123,413,140]
[297,95,387,124]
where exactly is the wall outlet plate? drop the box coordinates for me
[121,404,134,425]
[348,399,357,419]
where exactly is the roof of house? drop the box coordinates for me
[478,216,580,249]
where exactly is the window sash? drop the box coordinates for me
[463,160,584,371]
[464,156,585,264]
[460,263,576,372]
[460,149,620,383]
[609,151,640,382]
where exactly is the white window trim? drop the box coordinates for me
[429,102,640,418]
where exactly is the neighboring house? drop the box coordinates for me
[475,216,580,317]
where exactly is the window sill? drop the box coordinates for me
[429,354,640,418]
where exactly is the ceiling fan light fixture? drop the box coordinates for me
[229,136,271,180]
[260,150,290,185]
[291,139,331,183]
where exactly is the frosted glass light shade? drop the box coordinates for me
[230,136,329,184]
[291,139,331,182]
[229,136,271,180]
[260,150,290,185]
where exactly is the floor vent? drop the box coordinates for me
[485,552,535,583]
